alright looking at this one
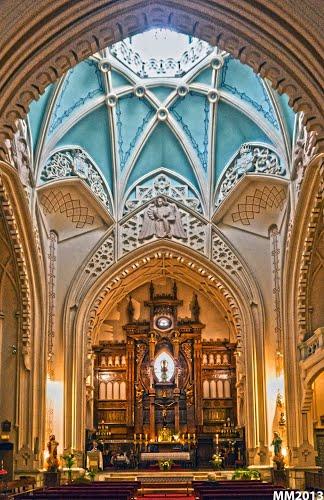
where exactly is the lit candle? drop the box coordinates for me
[145,434,148,441]
[139,433,142,441]
[134,433,136,440]
[188,433,190,440]
[216,433,219,445]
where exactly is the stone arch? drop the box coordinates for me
[0,0,323,158]
[0,161,46,456]
[283,158,324,464]
[63,239,267,465]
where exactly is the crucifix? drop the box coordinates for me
[155,400,176,426]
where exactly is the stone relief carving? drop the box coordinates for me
[121,200,207,255]
[211,230,243,275]
[216,144,285,206]
[292,114,318,196]
[124,173,202,215]
[5,119,32,198]
[139,196,187,241]
[41,149,111,210]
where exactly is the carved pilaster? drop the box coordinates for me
[126,338,135,426]
[194,338,203,428]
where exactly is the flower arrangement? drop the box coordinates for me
[62,453,75,483]
[87,468,98,481]
[232,468,260,480]
[63,453,75,469]
[210,453,223,470]
[158,459,173,471]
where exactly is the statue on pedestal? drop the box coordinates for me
[46,435,59,471]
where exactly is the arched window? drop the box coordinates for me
[203,380,210,398]
[210,380,217,399]
[224,379,231,398]
[99,382,106,400]
[120,381,126,400]
[113,381,120,399]
[217,380,224,398]
[107,381,113,400]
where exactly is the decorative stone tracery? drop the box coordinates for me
[123,173,202,215]
[84,233,115,287]
[211,229,243,276]
[216,144,285,207]
[41,148,112,210]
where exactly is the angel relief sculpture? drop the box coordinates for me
[139,196,187,241]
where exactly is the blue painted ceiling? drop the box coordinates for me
[28,28,296,218]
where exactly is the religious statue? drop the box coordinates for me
[127,296,135,323]
[46,434,59,471]
[271,431,285,470]
[190,293,200,322]
[272,431,282,456]
[139,196,187,241]
[161,359,169,382]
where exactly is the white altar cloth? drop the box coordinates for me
[140,451,190,461]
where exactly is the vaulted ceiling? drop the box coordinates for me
[28,29,296,221]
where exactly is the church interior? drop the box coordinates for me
[0,1,323,497]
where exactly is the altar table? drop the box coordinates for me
[140,451,190,461]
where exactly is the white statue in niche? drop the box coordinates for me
[139,196,187,241]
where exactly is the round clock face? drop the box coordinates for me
[155,316,172,331]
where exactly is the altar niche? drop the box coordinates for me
[92,281,244,468]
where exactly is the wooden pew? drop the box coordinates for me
[18,480,139,500]
[192,480,285,500]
